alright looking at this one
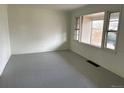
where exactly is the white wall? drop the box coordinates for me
[0,5,11,75]
[70,4,124,78]
[8,5,70,55]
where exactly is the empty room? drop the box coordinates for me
[0,4,124,88]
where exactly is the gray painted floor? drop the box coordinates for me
[0,50,124,88]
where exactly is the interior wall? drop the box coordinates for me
[8,5,70,55]
[70,4,124,78]
[0,5,11,75]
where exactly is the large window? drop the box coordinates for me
[81,12,105,47]
[74,10,120,51]
[105,12,120,50]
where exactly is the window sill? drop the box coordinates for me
[79,41,102,49]
[103,48,117,55]
[78,41,117,55]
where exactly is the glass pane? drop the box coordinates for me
[91,20,104,47]
[74,17,80,40]
[74,30,80,40]
[81,12,105,46]
[106,32,117,50]
[108,12,120,31]
[109,21,119,31]
[76,17,80,29]
[76,30,79,40]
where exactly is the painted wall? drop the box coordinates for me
[0,5,11,75]
[70,4,124,78]
[8,5,70,55]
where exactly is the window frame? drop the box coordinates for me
[103,10,121,53]
[79,11,106,48]
[90,19,105,47]
[73,16,81,41]
[73,9,121,54]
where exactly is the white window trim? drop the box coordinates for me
[73,8,122,54]
[79,11,105,48]
[103,9,122,54]
[73,16,81,41]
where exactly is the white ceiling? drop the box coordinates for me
[40,4,86,11]
[11,4,86,11]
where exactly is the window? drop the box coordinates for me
[105,12,120,50]
[81,12,105,47]
[74,10,121,51]
[74,17,81,40]
[91,19,104,47]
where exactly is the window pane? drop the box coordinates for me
[108,12,120,31]
[81,12,105,47]
[81,16,92,44]
[76,17,80,29]
[109,21,119,31]
[74,30,79,40]
[74,17,80,40]
[106,32,117,50]
[91,20,104,47]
